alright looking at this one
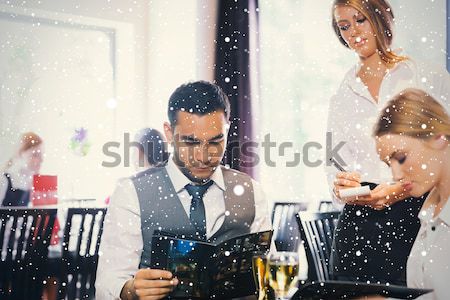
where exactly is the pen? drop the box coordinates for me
[329,157,347,172]
[330,157,398,186]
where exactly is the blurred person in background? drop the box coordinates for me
[133,127,168,172]
[1,131,43,207]
[103,128,168,206]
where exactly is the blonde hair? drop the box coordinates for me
[3,132,43,171]
[374,88,450,139]
[332,0,407,67]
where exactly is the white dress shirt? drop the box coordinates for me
[326,60,450,205]
[95,158,271,300]
[406,189,450,300]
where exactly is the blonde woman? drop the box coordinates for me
[1,132,43,206]
[371,89,450,299]
[327,0,450,284]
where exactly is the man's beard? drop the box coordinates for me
[172,147,218,183]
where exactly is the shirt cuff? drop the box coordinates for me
[96,276,128,300]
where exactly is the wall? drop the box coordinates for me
[0,0,218,201]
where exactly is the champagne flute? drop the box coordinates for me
[268,252,299,300]
[252,254,269,300]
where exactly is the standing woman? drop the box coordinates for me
[374,88,450,299]
[0,132,43,206]
[327,0,450,284]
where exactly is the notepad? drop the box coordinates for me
[339,185,371,198]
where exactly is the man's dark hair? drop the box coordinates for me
[134,128,169,166]
[167,80,231,126]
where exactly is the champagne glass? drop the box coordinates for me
[252,254,269,300]
[268,252,299,300]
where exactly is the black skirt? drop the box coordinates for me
[330,184,426,286]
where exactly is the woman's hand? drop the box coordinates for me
[336,180,410,209]
[334,172,411,209]
[367,182,411,210]
[333,172,366,203]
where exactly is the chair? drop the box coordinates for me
[59,208,107,300]
[296,211,340,281]
[318,200,335,212]
[271,202,307,252]
[0,208,57,300]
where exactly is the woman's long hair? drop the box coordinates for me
[374,88,450,139]
[332,0,407,67]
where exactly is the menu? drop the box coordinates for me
[150,230,273,299]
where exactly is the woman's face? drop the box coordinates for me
[21,144,44,174]
[376,134,446,197]
[334,5,378,60]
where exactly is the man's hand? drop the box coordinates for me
[120,269,179,300]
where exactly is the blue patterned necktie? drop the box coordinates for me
[185,180,213,240]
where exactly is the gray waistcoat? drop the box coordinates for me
[131,165,256,268]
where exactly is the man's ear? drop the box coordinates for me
[163,122,174,144]
[224,121,231,135]
[428,134,448,150]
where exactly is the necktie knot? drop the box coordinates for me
[185,181,213,200]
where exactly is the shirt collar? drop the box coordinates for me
[438,196,450,226]
[344,65,373,102]
[418,187,450,226]
[344,60,413,105]
[165,156,225,193]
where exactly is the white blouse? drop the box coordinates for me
[407,190,450,300]
[0,159,34,204]
[326,60,450,201]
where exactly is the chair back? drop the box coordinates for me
[318,200,335,212]
[296,211,339,281]
[59,208,107,300]
[0,208,57,300]
[271,202,307,252]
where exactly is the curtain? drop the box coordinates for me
[215,0,260,177]
[447,0,449,72]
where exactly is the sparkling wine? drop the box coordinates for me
[252,256,268,300]
[268,262,299,298]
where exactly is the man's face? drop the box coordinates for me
[22,144,43,174]
[164,110,229,183]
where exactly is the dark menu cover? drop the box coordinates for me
[292,280,432,299]
[150,230,273,299]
